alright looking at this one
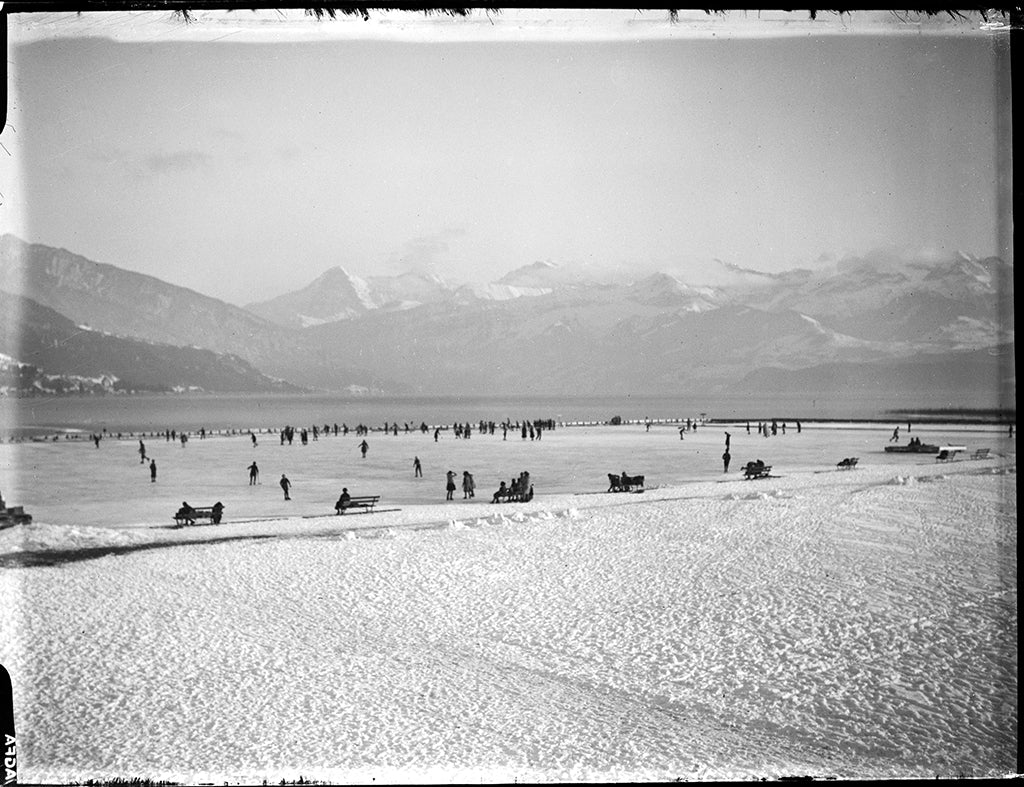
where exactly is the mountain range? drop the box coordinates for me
[0,234,1014,405]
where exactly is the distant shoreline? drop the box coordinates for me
[1,414,1015,443]
[1,391,1014,439]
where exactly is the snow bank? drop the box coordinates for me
[0,455,1016,783]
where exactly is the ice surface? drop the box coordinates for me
[0,424,1016,782]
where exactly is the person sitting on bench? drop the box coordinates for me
[211,501,224,524]
[176,501,196,526]
[335,488,352,514]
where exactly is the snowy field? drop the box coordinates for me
[0,424,1017,782]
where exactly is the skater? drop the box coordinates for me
[413,456,422,477]
[251,432,257,447]
[149,459,157,482]
[679,427,685,440]
[280,474,291,500]
[434,428,440,442]
[139,440,147,463]
[890,426,900,443]
[248,461,259,485]
[462,471,475,499]
[359,439,369,458]
[446,470,456,501]
[722,449,731,473]
[724,431,731,450]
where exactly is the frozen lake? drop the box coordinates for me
[0,420,1013,528]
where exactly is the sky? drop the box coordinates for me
[1,9,1012,306]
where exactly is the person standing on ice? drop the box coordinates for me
[724,431,731,450]
[462,471,475,499]
[722,449,731,473]
[248,461,259,485]
[414,456,422,477]
[149,459,157,482]
[280,474,291,501]
[359,439,369,458]
[446,470,457,501]
[139,439,147,463]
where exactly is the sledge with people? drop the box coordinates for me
[884,437,939,454]
[742,460,773,480]
[607,473,645,493]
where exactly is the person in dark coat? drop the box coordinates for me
[248,461,259,485]
[149,459,157,482]
[722,449,731,473]
[335,488,351,515]
[280,474,291,500]
[446,470,456,501]
[177,501,196,526]
[414,456,422,477]
[211,502,224,524]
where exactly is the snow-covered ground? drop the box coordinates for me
[0,425,1017,782]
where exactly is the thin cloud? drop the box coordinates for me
[385,228,466,278]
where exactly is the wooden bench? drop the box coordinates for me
[836,457,859,470]
[743,463,772,480]
[173,505,223,526]
[971,447,992,460]
[335,495,380,514]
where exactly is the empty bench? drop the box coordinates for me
[335,495,380,514]
[971,447,991,460]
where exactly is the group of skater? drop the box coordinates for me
[445,470,476,500]
[751,419,800,437]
